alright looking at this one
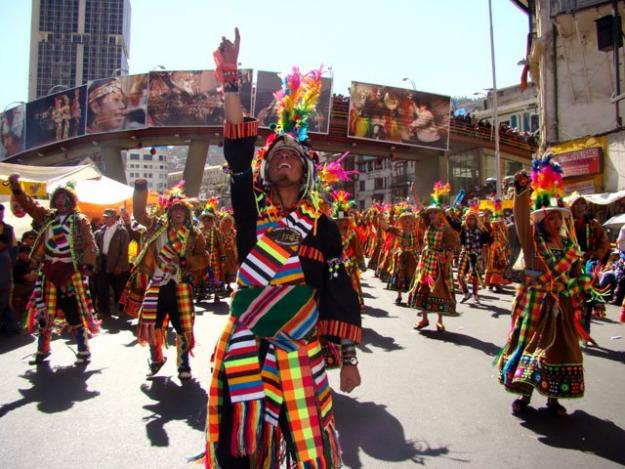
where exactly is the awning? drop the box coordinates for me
[0,161,102,197]
[604,213,625,229]
[581,190,625,206]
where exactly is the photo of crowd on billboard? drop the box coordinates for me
[147,69,253,127]
[86,74,148,134]
[0,104,25,160]
[25,86,86,150]
[348,81,451,151]
[254,70,333,134]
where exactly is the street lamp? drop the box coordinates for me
[487,0,502,199]
[402,77,416,91]
[47,84,70,95]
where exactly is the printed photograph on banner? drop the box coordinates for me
[348,81,451,151]
[25,86,87,150]
[0,104,26,160]
[254,71,333,134]
[86,74,148,134]
[147,69,253,126]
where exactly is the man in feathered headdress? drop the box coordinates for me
[197,198,225,303]
[128,180,209,379]
[8,174,99,365]
[201,29,362,469]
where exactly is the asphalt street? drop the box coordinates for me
[1,268,624,469]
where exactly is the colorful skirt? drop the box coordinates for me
[498,296,584,399]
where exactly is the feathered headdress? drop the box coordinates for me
[154,180,192,217]
[201,196,219,218]
[423,181,451,214]
[395,202,415,219]
[530,153,569,221]
[493,198,503,220]
[316,152,358,193]
[254,67,324,199]
[331,190,355,220]
[462,198,481,222]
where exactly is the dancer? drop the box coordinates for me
[497,155,594,416]
[409,182,459,331]
[457,199,491,304]
[332,190,365,308]
[484,199,511,292]
[219,211,237,293]
[386,205,419,305]
[8,174,99,365]
[131,182,209,379]
[198,199,225,302]
[203,29,361,468]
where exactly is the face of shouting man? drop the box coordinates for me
[267,148,304,189]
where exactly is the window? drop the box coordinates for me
[159,155,165,161]
[510,114,518,129]
[129,153,140,160]
[523,113,530,132]
[143,154,153,161]
[359,180,365,191]
[374,178,384,190]
[530,114,539,132]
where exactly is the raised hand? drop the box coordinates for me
[213,27,240,71]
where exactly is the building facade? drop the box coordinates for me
[29,0,131,100]
[124,148,168,192]
[514,0,625,192]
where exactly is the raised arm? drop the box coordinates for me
[132,179,153,227]
[215,28,258,261]
[8,174,52,223]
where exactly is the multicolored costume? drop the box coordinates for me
[197,200,225,301]
[386,206,420,302]
[457,200,491,301]
[127,183,209,378]
[331,190,365,307]
[408,182,459,317]
[11,185,99,364]
[484,200,511,289]
[203,68,361,469]
[219,212,238,286]
[497,155,594,407]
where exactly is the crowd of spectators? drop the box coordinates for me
[451,112,538,146]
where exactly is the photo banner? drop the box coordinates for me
[25,85,87,150]
[86,74,148,134]
[0,103,26,160]
[147,69,253,126]
[254,70,333,134]
[348,81,451,151]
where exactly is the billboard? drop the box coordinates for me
[25,86,87,150]
[86,74,148,134]
[0,104,26,160]
[348,81,451,151]
[254,71,333,134]
[147,69,253,126]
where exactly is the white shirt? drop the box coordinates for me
[102,224,117,256]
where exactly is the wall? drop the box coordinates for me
[537,2,625,143]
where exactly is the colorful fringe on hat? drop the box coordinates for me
[331,190,355,219]
[531,153,566,211]
[463,198,480,222]
[427,181,451,209]
[152,180,192,218]
[316,152,358,193]
[201,196,219,217]
[493,198,503,219]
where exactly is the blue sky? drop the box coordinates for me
[0,0,529,110]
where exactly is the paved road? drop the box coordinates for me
[1,269,624,469]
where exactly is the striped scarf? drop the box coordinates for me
[26,270,99,334]
[137,225,195,350]
[206,201,342,468]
